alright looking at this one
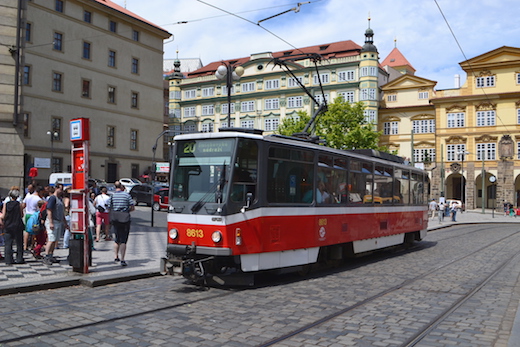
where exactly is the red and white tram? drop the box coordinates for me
[161,129,428,285]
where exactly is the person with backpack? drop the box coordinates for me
[26,200,47,259]
[43,184,68,265]
[94,187,111,242]
[0,189,26,265]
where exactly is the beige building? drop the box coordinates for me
[168,27,385,136]
[1,0,170,192]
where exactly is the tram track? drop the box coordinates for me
[256,227,520,347]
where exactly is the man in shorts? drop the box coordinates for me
[44,184,68,265]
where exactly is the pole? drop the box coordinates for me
[227,64,232,128]
[151,130,170,227]
[482,156,485,214]
[440,144,445,198]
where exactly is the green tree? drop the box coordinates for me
[277,97,384,151]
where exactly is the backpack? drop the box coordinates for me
[26,211,41,235]
[36,201,48,234]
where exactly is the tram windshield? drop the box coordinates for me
[171,138,235,202]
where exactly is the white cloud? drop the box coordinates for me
[118,0,520,89]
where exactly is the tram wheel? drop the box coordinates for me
[297,264,312,277]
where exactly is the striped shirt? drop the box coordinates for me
[108,191,134,212]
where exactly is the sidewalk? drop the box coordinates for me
[0,209,516,296]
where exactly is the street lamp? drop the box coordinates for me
[215,63,244,128]
[457,150,469,209]
[47,130,59,172]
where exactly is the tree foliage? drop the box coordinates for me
[277,97,384,151]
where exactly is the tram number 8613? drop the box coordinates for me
[186,228,204,238]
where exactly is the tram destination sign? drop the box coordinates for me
[180,139,235,157]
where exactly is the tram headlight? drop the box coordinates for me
[169,228,179,240]
[212,230,222,243]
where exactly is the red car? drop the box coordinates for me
[153,188,169,211]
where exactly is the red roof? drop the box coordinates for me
[92,0,170,35]
[187,40,362,77]
[381,47,415,71]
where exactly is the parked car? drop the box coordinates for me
[130,184,167,206]
[119,178,142,192]
[153,188,169,211]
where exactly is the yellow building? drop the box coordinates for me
[382,46,520,209]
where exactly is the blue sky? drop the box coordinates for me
[117,0,520,90]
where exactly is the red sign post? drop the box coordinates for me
[69,118,90,273]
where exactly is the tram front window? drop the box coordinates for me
[172,138,235,202]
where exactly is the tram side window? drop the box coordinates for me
[317,155,334,204]
[375,165,394,204]
[361,162,375,204]
[395,169,410,205]
[348,159,366,204]
[267,147,314,204]
[334,158,348,205]
[411,172,424,205]
[230,139,258,202]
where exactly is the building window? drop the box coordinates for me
[476,76,495,88]
[314,94,329,105]
[241,82,255,92]
[360,66,378,77]
[517,109,520,124]
[55,0,64,12]
[201,123,214,133]
[287,96,303,108]
[183,107,195,117]
[23,113,30,138]
[202,87,214,97]
[107,126,115,147]
[109,20,117,33]
[517,74,520,85]
[383,121,398,135]
[412,119,435,133]
[84,10,92,23]
[264,118,279,131]
[82,41,91,60]
[264,79,280,90]
[184,124,196,133]
[447,144,466,161]
[221,103,235,114]
[476,110,496,126]
[387,94,397,102]
[338,70,355,81]
[477,143,496,161]
[51,157,63,173]
[23,65,31,85]
[131,92,139,108]
[132,30,139,41]
[108,50,116,67]
[201,105,214,115]
[265,98,279,110]
[222,85,235,95]
[241,120,254,128]
[414,148,436,163]
[51,117,62,141]
[418,91,429,99]
[288,76,303,87]
[447,112,465,128]
[25,22,32,42]
[184,89,196,99]
[52,72,63,92]
[361,88,376,100]
[107,86,116,103]
[241,101,255,112]
[131,58,139,74]
[82,79,91,98]
[53,32,63,51]
[130,129,138,150]
[313,73,329,85]
[339,91,355,103]
[364,110,377,123]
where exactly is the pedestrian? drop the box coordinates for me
[43,184,68,265]
[0,189,26,265]
[62,186,71,248]
[108,182,135,266]
[429,199,438,220]
[94,186,112,242]
[451,201,458,222]
[438,201,445,223]
[21,185,44,252]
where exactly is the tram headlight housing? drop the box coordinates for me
[212,230,222,243]
[169,228,179,240]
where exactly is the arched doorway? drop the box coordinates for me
[514,175,520,207]
[475,172,496,208]
[445,173,465,202]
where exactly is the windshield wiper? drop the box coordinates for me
[191,162,227,213]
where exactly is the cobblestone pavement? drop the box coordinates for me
[1,208,520,346]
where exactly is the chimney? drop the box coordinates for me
[454,74,460,88]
